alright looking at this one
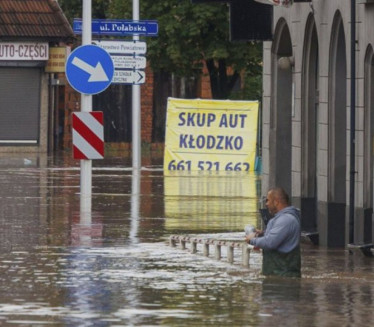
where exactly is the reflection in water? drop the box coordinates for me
[259,277,301,326]
[0,154,373,326]
[164,170,261,233]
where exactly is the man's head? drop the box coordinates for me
[265,187,290,215]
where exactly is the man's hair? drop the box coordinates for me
[269,187,290,205]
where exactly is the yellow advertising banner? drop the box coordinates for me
[164,98,259,172]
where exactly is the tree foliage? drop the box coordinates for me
[58,0,109,20]
[57,0,262,100]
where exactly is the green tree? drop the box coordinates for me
[108,0,262,100]
[58,0,109,21]
[58,0,262,100]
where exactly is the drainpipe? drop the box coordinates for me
[349,0,356,244]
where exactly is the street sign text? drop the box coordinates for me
[113,70,146,84]
[92,40,146,54]
[74,19,158,36]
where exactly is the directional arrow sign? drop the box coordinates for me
[66,45,114,94]
[72,57,109,82]
[113,70,146,85]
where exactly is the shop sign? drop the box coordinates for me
[0,42,49,61]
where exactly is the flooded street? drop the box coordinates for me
[0,153,373,326]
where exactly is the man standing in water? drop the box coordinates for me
[245,187,301,277]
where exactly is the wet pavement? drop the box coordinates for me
[0,153,373,326]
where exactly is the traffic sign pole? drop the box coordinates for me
[132,0,141,171]
[130,0,141,244]
[81,0,92,212]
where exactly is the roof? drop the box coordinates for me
[0,0,74,41]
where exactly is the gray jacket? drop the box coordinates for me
[250,206,301,253]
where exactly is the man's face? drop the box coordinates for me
[265,191,278,215]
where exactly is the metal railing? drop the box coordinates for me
[169,235,255,268]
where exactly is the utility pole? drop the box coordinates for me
[132,0,141,171]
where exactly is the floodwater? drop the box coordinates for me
[0,153,373,327]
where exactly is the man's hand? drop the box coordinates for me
[245,229,264,244]
[245,232,256,244]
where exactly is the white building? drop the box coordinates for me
[261,0,374,247]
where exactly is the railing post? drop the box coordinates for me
[215,243,221,260]
[181,238,186,250]
[169,236,176,247]
[191,239,197,254]
[203,242,209,257]
[242,244,250,268]
[227,243,234,264]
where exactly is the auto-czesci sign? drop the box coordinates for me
[0,42,49,61]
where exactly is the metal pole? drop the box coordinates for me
[130,170,140,244]
[349,0,356,244]
[132,0,141,171]
[81,0,92,212]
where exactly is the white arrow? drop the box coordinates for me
[72,56,109,82]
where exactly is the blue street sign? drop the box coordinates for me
[65,45,114,95]
[73,19,158,36]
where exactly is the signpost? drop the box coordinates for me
[65,0,106,214]
[67,0,155,232]
[73,18,158,36]
[70,1,157,179]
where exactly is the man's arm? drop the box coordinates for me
[248,215,296,250]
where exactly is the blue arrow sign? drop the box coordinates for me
[73,19,158,36]
[65,45,114,95]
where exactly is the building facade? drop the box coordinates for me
[0,0,74,153]
[262,0,374,247]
